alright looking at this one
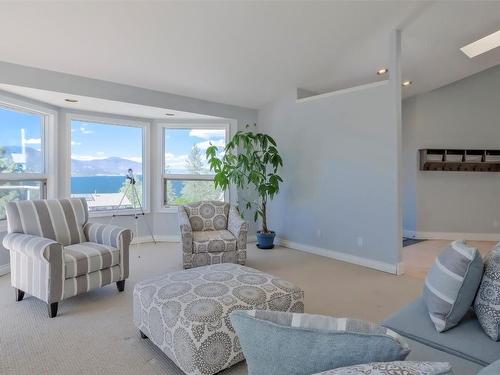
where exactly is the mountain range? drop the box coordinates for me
[1,146,142,176]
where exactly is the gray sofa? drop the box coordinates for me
[383,297,500,375]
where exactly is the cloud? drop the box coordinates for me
[71,141,81,146]
[24,138,41,145]
[196,139,225,152]
[80,126,93,134]
[189,129,225,140]
[164,153,188,171]
[72,154,107,161]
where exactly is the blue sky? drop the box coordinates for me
[164,128,225,173]
[1,107,225,173]
[71,120,143,162]
[0,107,43,151]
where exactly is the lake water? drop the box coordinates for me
[71,176,183,195]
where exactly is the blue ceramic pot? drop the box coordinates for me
[256,231,275,249]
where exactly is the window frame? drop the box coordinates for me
[158,120,236,213]
[0,95,57,227]
[66,112,150,217]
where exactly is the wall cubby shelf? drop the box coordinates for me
[419,149,500,172]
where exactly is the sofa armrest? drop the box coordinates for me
[178,206,193,254]
[2,232,64,303]
[228,206,249,250]
[84,222,132,280]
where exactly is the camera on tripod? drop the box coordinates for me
[109,167,156,244]
[126,168,136,185]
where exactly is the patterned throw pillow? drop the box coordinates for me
[474,246,500,341]
[230,310,410,375]
[423,240,483,332]
[184,201,229,231]
[311,361,453,375]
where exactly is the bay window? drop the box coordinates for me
[162,125,228,206]
[69,116,148,213]
[0,105,48,221]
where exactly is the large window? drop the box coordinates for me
[70,118,146,212]
[0,105,47,220]
[163,126,227,206]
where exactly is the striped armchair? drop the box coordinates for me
[178,201,248,269]
[2,198,132,318]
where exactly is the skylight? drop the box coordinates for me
[461,30,500,58]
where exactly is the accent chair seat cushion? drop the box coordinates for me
[193,229,237,253]
[133,264,304,375]
[382,297,500,367]
[64,242,120,279]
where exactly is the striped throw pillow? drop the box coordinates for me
[423,240,484,332]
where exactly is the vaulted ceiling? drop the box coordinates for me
[0,1,498,108]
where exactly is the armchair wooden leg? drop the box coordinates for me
[116,280,125,292]
[139,330,148,339]
[15,288,25,302]
[48,302,58,318]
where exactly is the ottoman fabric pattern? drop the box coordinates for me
[133,264,304,375]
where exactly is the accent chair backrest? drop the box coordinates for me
[5,198,88,246]
[182,200,230,231]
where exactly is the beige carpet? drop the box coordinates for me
[0,243,423,375]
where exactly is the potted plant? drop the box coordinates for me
[206,125,283,249]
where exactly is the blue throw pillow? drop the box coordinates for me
[230,310,410,375]
[423,240,483,332]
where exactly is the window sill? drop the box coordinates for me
[88,208,151,218]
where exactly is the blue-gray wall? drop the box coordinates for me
[403,65,500,238]
[257,83,401,267]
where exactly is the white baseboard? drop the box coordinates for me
[132,235,180,244]
[0,263,10,276]
[404,230,500,242]
[276,238,403,275]
[132,234,258,245]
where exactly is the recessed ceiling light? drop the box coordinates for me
[402,80,413,87]
[377,68,388,75]
[165,113,175,116]
[65,98,78,103]
[461,30,500,58]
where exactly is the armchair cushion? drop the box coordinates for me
[183,201,229,231]
[64,242,120,279]
[83,222,132,281]
[5,198,88,246]
[193,229,237,253]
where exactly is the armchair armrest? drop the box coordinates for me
[84,222,132,280]
[83,222,133,248]
[228,206,249,250]
[2,232,64,303]
[2,232,62,263]
[178,206,193,254]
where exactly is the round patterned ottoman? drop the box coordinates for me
[133,263,304,375]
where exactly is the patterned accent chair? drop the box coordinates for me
[178,201,248,269]
[2,198,132,318]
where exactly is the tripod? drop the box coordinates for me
[109,169,157,244]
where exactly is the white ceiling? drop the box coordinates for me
[0,83,218,120]
[0,1,498,109]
